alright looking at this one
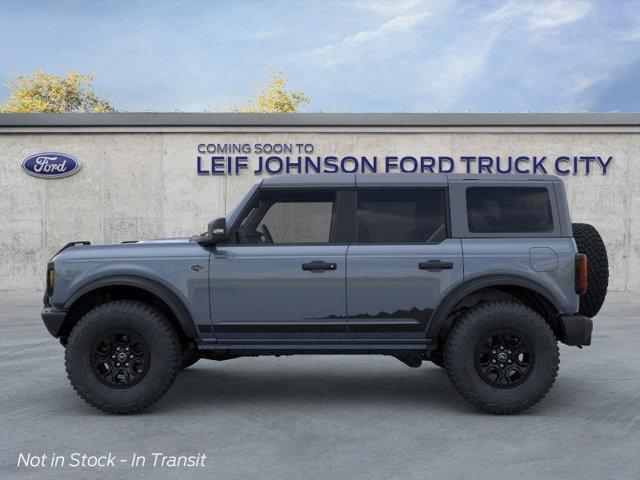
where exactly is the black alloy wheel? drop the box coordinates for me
[91,330,150,388]
[474,330,533,388]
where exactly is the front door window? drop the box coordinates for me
[235,190,337,244]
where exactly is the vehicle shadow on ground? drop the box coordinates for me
[157,362,478,415]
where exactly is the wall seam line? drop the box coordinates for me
[160,133,165,238]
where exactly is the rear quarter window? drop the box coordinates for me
[466,187,554,233]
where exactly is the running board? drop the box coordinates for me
[196,338,434,356]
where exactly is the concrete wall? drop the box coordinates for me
[1,128,638,291]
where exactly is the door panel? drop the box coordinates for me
[346,240,463,338]
[211,245,348,338]
[346,187,462,338]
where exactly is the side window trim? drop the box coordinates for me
[334,189,356,244]
[226,186,262,244]
[353,187,450,245]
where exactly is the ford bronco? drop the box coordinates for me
[41,174,608,414]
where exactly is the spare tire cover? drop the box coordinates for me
[572,223,609,317]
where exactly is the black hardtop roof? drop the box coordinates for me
[259,173,562,188]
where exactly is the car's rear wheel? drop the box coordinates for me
[444,301,559,414]
[65,300,181,414]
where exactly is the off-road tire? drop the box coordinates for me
[444,301,559,414]
[65,300,181,414]
[180,348,200,370]
[572,222,609,318]
[430,350,445,368]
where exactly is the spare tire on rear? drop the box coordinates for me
[572,223,609,317]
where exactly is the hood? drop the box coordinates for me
[122,238,191,244]
[50,237,195,262]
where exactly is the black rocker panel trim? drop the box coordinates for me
[197,337,431,355]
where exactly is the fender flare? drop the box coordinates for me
[426,274,563,339]
[63,275,198,339]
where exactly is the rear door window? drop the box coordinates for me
[356,189,447,243]
[466,187,554,233]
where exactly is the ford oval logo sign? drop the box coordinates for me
[22,152,81,179]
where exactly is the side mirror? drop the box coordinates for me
[207,217,228,244]
[194,217,227,245]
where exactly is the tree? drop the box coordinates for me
[0,70,114,113]
[233,69,309,113]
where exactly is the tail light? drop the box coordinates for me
[575,254,588,295]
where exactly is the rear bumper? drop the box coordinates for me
[41,307,67,337]
[559,314,593,346]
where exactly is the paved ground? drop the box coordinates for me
[0,290,639,480]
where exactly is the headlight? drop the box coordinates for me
[46,262,55,295]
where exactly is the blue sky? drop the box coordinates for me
[0,0,639,112]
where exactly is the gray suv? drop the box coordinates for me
[41,174,609,414]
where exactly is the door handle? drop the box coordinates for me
[419,260,454,271]
[302,261,337,271]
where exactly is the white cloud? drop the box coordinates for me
[352,0,430,16]
[419,29,500,109]
[567,72,611,98]
[483,0,591,29]
[300,11,430,67]
[336,12,427,45]
[285,0,635,112]
[619,0,640,41]
[482,1,524,22]
[474,0,638,111]
[530,0,592,28]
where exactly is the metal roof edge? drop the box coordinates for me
[0,112,639,128]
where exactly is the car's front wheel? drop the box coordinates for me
[65,300,182,414]
[180,347,200,370]
[444,301,559,414]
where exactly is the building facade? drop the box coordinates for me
[1,112,639,291]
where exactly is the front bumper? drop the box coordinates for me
[41,307,67,337]
[559,314,593,346]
